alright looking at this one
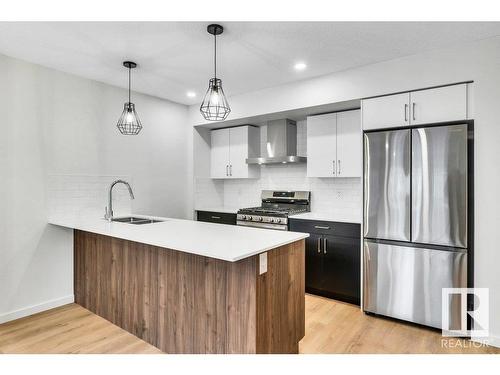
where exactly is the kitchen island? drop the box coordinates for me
[49,215,308,354]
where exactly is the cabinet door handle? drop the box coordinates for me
[211,216,221,220]
[338,160,341,175]
[332,160,336,175]
[404,103,408,122]
[412,102,416,121]
[229,164,232,176]
[226,165,229,176]
[314,225,330,230]
[317,238,321,253]
[323,238,328,254]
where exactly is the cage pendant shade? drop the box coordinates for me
[200,24,230,121]
[117,61,142,135]
[117,102,142,135]
[200,78,231,121]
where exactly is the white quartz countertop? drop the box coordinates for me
[194,206,239,214]
[195,207,361,224]
[292,212,361,224]
[48,214,308,262]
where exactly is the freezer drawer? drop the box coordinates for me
[364,130,411,241]
[412,124,468,248]
[363,240,467,329]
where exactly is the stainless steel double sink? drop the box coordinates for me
[111,216,163,225]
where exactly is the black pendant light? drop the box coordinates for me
[117,61,143,135]
[200,24,231,121]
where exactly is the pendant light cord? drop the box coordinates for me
[214,33,217,80]
[128,66,131,104]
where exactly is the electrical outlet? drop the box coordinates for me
[259,252,267,275]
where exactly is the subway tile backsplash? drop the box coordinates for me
[47,174,133,219]
[194,121,362,221]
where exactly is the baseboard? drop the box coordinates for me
[0,295,74,324]
[472,334,500,349]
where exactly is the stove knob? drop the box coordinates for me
[241,215,247,220]
[257,216,263,222]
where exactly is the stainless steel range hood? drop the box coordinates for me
[246,119,306,165]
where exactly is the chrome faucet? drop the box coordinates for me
[104,179,135,221]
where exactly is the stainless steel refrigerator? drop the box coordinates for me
[363,124,471,329]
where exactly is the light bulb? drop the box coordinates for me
[125,111,134,124]
[211,91,220,106]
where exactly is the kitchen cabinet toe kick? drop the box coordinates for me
[74,230,305,354]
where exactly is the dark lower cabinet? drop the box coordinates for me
[196,210,237,225]
[321,234,360,304]
[305,233,324,292]
[289,219,361,305]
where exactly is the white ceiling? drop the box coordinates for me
[1,22,500,105]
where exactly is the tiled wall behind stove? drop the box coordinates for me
[195,120,362,220]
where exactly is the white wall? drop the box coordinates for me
[188,37,500,346]
[0,54,190,323]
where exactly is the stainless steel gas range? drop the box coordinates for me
[237,190,310,231]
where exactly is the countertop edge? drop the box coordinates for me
[48,218,309,263]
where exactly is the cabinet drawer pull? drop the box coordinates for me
[211,216,221,220]
[226,165,229,176]
[229,164,232,176]
[332,160,336,175]
[404,103,408,122]
[314,225,330,230]
[338,160,341,175]
[323,238,328,254]
[317,238,321,253]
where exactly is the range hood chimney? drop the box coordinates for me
[246,119,306,165]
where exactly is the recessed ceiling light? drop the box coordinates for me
[294,62,307,71]
[187,91,197,98]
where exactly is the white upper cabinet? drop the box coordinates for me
[210,128,230,179]
[336,110,362,177]
[409,84,467,125]
[210,125,260,179]
[307,113,337,177]
[307,109,361,178]
[361,83,468,130]
[361,93,410,130]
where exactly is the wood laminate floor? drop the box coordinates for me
[0,304,161,354]
[0,294,498,354]
[300,294,500,354]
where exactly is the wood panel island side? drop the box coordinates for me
[50,216,308,354]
